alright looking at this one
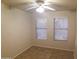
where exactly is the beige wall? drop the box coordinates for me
[1,3,32,58]
[1,2,76,58]
[32,11,76,51]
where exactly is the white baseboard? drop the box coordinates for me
[13,45,32,59]
[33,45,74,52]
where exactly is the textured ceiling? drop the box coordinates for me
[2,0,76,11]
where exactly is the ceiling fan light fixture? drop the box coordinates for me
[36,7,45,13]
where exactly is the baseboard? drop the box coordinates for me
[33,45,74,52]
[13,45,32,59]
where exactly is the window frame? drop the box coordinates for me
[36,19,48,40]
[53,16,69,41]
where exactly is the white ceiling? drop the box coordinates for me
[2,0,76,11]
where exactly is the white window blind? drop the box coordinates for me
[36,19,47,40]
[54,17,68,40]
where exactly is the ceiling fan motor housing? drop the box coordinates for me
[36,0,44,6]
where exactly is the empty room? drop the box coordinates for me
[1,0,77,59]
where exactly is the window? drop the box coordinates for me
[36,19,47,40]
[54,17,68,40]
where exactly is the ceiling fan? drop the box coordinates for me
[26,0,56,13]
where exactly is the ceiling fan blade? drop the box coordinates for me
[26,6,37,10]
[26,2,39,11]
[43,6,56,11]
